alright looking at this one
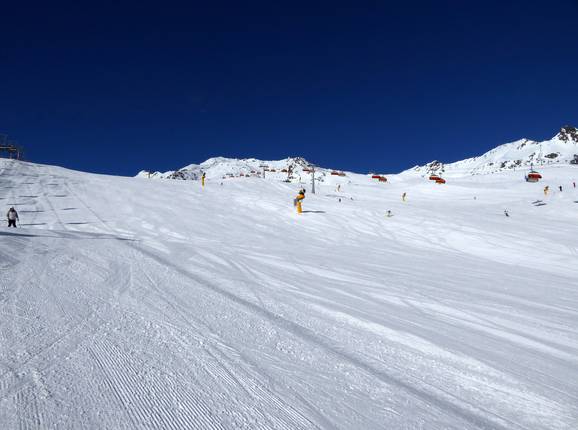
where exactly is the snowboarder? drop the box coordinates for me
[294,188,306,214]
[7,207,18,227]
[402,192,407,202]
[504,209,509,217]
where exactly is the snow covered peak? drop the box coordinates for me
[199,157,238,168]
[136,156,350,184]
[408,125,578,177]
[138,126,578,181]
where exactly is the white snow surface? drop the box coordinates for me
[1,157,578,429]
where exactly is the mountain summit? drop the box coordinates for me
[408,125,578,177]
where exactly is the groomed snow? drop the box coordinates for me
[1,158,577,429]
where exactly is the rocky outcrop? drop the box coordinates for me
[556,126,578,143]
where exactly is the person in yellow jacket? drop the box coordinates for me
[294,188,306,213]
[201,172,206,188]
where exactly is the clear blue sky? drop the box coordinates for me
[1,1,577,175]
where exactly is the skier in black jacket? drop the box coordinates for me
[7,207,18,227]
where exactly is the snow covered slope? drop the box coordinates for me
[408,125,578,177]
[1,157,578,429]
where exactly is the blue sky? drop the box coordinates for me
[1,1,577,175]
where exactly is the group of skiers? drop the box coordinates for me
[5,176,578,224]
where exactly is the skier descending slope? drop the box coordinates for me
[6,207,18,227]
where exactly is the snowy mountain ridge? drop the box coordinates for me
[136,156,348,184]
[408,125,578,177]
[137,126,578,182]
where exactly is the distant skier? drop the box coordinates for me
[201,172,206,188]
[6,207,18,227]
[337,184,341,192]
[543,186,549,196]
[504,209,509,217]
[559,185,563,192]
[574,182,576,188]
[386,210,393,217]
[402,192,407,202]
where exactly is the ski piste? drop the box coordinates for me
[1,150,577,429]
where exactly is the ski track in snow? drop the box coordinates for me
[1,158,578,429]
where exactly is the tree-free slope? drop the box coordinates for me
[1,158,577,429]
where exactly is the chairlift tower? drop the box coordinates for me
[0,134,23,160]
[310,165,316,194]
